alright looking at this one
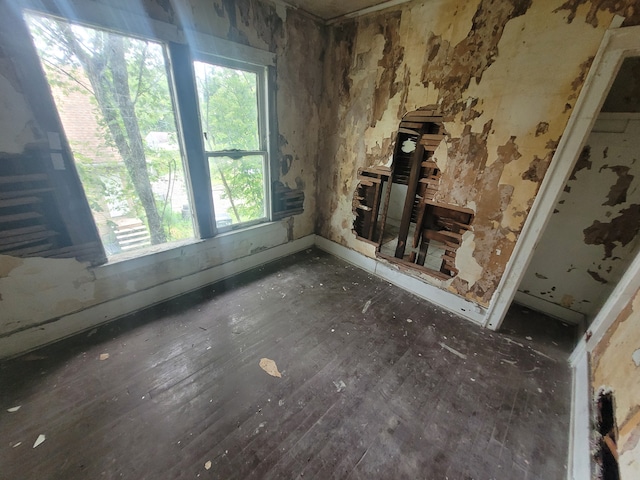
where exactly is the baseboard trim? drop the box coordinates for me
[0,235,315,360]
[3,234,491,358]
[513,291,585,325]
[314,236,486,325]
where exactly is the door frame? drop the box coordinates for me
[484,21,640,331]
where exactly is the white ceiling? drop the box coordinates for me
[283,0,410,21]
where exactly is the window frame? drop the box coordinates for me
[192,53,272,233]
[18,3,277,262]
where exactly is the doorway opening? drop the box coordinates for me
[514,57,640,331]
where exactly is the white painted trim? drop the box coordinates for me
[596,112,640,121]
[0,235,314,359]
[327,0,412,23]
[314,236,486,324]
[583,245,640,353]
[568,347,592,480]
[513,291,585,325]
[20,0,182,43]
[187,30,276,66]
[484,23,640,331]
[19,0,275,66]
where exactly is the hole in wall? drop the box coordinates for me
[352,106,474,279]
[594,389,620,480]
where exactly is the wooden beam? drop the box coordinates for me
[394,125,427,258]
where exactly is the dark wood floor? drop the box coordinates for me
[0,248,576,480]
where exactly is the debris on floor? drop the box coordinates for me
[438,342,468,360]
[12,442,21,448]
[204,460,212,470]
[333,380,346,393]
[259,358,282,378]
[7,406,21,412]
[99,353,109,361]
[362,300,372,314]
[254,422,266,434]
[32,434,46,448]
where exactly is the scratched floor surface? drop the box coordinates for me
[0,248,576,479]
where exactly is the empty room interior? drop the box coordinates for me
[1,0,640,478]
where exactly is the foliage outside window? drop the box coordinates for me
[194,60,267,229]
[24,12,271,259]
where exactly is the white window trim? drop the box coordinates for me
[194,54,272,228]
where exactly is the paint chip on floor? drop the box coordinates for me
[438,342,468,360]
[204,460,212,470]
[99,353,109,361]
[12,442,21,448]
[362,300,372,314]
[259,358,282,378]
[7,406,21,412]
[333,380,346,393]
[33,434,46,448]
[407,319,413,323]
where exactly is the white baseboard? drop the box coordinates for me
[3,234,491,359]
[314,236,486,325]
[0,235,315,359]
[514,291,585,325]
[568,344,592,480]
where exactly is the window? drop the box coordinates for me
[25,13,195,257]
[353,107,474,279]
[193,59,268,230]
[13,10,276,263]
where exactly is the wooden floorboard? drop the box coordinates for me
[0,248,576,479]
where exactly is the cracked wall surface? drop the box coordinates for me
[316,0,640,307]
[0,0,324,353]
[518,115,640,319]
[592,287,640,479]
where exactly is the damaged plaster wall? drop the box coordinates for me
[316,0,640,307]
[518,114,640,321]
[0,0,324,355]
[591,286,640,478]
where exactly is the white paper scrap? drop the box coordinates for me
[33,434,46,448]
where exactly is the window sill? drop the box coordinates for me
[91,220,281,279]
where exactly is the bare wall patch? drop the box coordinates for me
[583,204,640,259]
[420,0,533,115]
[570,145,592,180]
[601,165,634,206]
[554,0,640,27]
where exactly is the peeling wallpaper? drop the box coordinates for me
[316,0,638,307]
[3,0,640,351]
[592,287,640,479]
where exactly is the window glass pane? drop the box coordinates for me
[209,155,265,227]
[25,13,194,257]
[194,61,260,151]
